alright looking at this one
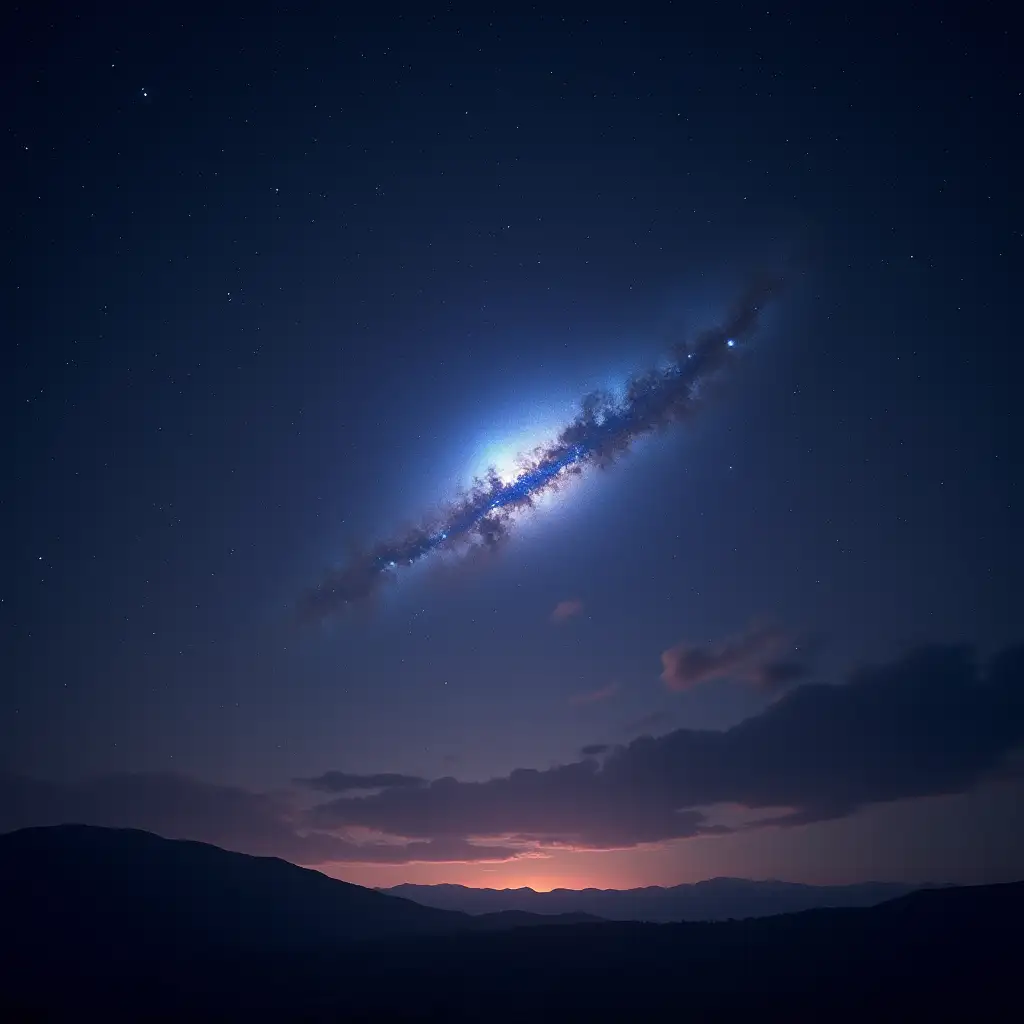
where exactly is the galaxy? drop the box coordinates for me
[302,277,783,617]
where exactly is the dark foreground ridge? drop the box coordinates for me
[2,825,1019,1020]
[0,824,592,943]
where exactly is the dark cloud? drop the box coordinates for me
[3,645,1021,860]
[309,644,1024,848]
[0,773,514,865]
[309,756,716,849]
[580,744,610,757]
[551,598,584,623]
[294,771,426,793]
[661,622,809,692]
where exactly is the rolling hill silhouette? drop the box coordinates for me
[1,825,1018,1018]
[0,824,469,944]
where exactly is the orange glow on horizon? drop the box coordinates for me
[323,846,662,891]
[477,876,580,893]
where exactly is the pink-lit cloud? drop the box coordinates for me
[569,682,618,706]
[661,622,808,692]
[551,598,584,624]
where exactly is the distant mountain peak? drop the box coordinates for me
[382,876,931,922]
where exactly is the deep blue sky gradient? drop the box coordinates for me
[4,8,1021,887]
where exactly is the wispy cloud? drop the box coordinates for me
[569,682,618,706]
[0,773,518,865]
[551,598,584,624]
[661,622,809,692]
[294,772,426,794]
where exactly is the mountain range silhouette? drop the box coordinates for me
[2,824,1018,1019]
[383,876,927,921]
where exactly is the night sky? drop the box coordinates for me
[4,8,1022,891]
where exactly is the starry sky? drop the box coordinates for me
[4,8,1022,891]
